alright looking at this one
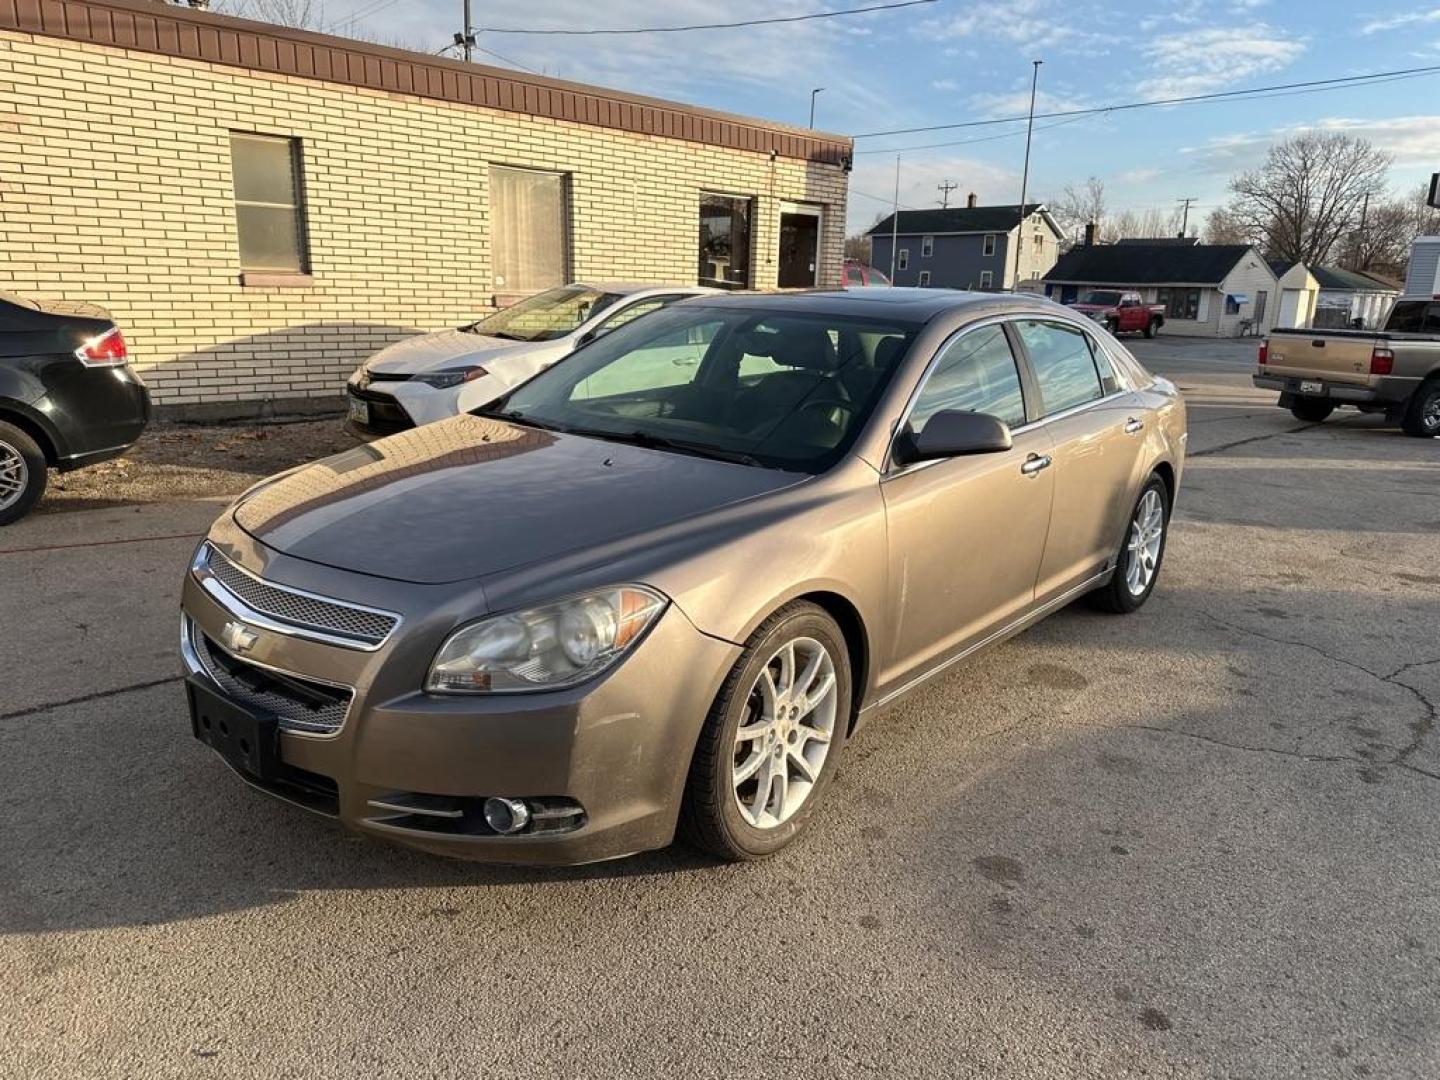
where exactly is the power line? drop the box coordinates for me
[850,63,1440,140]
[853,113,1093,155]
[475,0,936,36]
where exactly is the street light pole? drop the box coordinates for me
[462,0,474,61]
[809,87,825,129]
[889,154,900,281]
[1012,59,1042,291]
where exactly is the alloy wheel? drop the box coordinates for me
[732,636,838,829]
[1424,391,1440,433]
[0,439,28,512]
[1124,488,1165,597]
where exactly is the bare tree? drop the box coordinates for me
[1108,205,1183,240]
[844,233,872,264]
[1224,132,1391,265]
[1051,176,1107,247]
[1338,183,1440,276]
[198,0,325,30]
[1203,205,1253,246]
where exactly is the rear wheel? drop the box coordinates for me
[1105,318,1119,336]
[679,602,850,860]
[0,421,47,525]
[1401,378,1440,438]
[1289,398,1335,423]
[1144,319,1159,339]
[1089,475,1170,614]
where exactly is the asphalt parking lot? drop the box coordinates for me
[2,335,1438,1078]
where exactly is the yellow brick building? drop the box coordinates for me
[0,0,851,416]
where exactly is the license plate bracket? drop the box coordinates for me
[1299,380,1325,396]
[347,395,370,425]
[188,678,279,782]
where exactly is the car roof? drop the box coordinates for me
[575,282,717,297]
[682,287,1074,323]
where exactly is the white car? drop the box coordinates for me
[345,283,713,435]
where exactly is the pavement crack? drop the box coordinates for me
[1112,722,1362,765]
[0,676,183,723]
[1188,424,1314,458]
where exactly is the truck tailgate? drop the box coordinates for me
[1265,332,1380,386]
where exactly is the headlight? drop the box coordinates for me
[426,586,667,693]
[413,366,487,389]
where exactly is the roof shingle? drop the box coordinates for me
[1042,244,1258,286]
[868,204,1046,236]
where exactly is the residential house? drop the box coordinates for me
[0,0,851,416]
[1042,244,1280,337]
[867,198,1064,291]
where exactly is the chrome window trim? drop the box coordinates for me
[882,312,1133,479]
[181,613,356,741]
[193,544,401,652]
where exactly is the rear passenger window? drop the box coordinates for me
[1085,333,1123,394]
[1016,320,1106,415]
[908,324,1026,434]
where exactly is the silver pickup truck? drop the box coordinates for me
[1255,298,1440,437]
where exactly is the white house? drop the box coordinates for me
[1270,262,1400,330]
[1042,243,1280,337]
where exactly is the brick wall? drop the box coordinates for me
[0,30,849,414]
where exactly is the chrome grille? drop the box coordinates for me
[188,619,352,735]
[201,545,399,648]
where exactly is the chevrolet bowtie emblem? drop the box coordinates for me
[221,620,259,654]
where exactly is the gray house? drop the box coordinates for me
[867,200,1064,290]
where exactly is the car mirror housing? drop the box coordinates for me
[893,410,1013,466]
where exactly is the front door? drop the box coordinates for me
[778,206,821,288]
[1010,319,1146,604]
[877,322,1055,695]
[1254,289,1269,328]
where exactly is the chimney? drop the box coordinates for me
[966,192,977,209]
[1084,220,1098,247]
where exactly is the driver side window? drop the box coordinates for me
[908,324,1027,435]
[593,296,677,337]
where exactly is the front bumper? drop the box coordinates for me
[179,541,741,865]
[1253,372,1417,407]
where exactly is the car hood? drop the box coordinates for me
[1068,303,1113,314]
[364,328,544,375]
[232,415,801,584]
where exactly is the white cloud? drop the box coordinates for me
[1362,6,1440,33]
[1116,167,1162,184]
[920,0,1107,54]
[1183,115,1440,174]
[967,88,1093,119]
[931,78,961,92]
[1136,25,1304,100]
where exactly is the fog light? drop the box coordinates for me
[483,797,531,835]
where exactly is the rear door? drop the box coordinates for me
[1012,318,1146,605]
[877,321,1055,693]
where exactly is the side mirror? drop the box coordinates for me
[892,410,1013,466]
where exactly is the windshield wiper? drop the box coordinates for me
[489,409,569,433]
[566,427,764,467]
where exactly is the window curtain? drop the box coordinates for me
[491,167,567,292]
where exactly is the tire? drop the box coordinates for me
[1089,474,1170,615]
[1144,319,1159,339]
[1401,378,1440,438]
[1105,319,1119,336]
[1289,398,1335,423]
[0,421,47,526]
[679,601,851,861]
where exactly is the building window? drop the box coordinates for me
[698,193,753,289]
[1034,231,1044,253]
[898,248,910,270]
[1157,288,1201,320]
[921,235,934,258]
[230,133,308,272]
[983,234,996,257]
[979,270,994,290]
[918,270,931,286]
[490,166,569,292]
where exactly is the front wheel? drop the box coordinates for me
[1401,378,1440,438]
[1144,319,1159,339]
[1289,398,1335,423]
[0,421,47,526]
[1089,475,1170,614]
[679,602,850,861]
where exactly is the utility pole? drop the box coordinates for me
[1012,59,1042,291]
[937,180,958,209]
[454,0,475,62]
[1357,191,1371,269]
[808,88,825,129]
[1177,197,1198,237]
[889,154,901,281]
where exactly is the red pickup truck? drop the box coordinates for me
[1069,290,1166,338]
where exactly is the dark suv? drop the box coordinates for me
[0,292,151,523]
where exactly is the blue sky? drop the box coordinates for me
[291,0,1440,233]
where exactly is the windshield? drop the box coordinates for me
[1386,300,1440,334]
[487,304,919,473]
[468,286,622,342]
[1079,291,1122,306]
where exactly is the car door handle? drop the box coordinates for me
[1020,453,1052,477]
[1124,417,1144,434]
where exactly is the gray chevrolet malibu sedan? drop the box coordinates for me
[181,288,1187,864]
